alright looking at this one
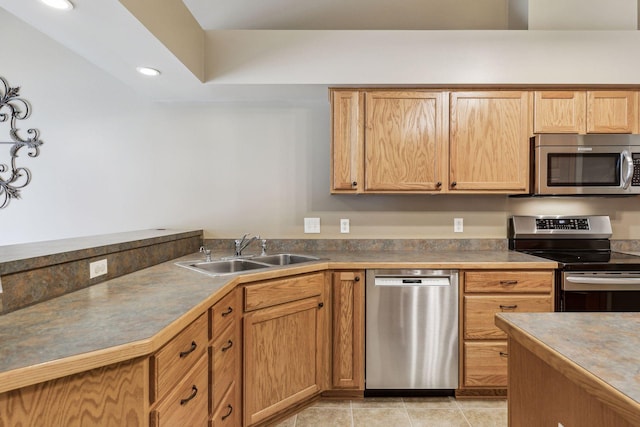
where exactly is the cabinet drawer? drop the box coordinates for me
[151,355,209,427]
[210,383,240,427]
[211,323,239,411]
[244,272,324,311]
[464,341,508,387]
[210,289,239,341]
[464,295,552,339]
[152,313,208,401]
[464,271,554,293]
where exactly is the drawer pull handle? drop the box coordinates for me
[499,352,509,357]
[180,385,198,405]
[499,280,518,285]
[221,307,233,317]
[499,304,518,310]
[221,340,233,352]
[221,404,233,420]
[179,341,197,358]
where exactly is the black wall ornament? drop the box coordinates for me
[0,76,43,209]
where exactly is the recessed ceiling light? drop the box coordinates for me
[136,67,161,77]
[41,0,74,10]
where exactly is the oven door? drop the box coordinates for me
[560,271,640,311]
[535,145,638,195]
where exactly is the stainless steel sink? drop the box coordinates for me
[252,253,320,266]
[176,253,320,277]
[176,259,271,276]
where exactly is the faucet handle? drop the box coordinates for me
[260,239,267,256]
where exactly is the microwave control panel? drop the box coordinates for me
[633,153,640,186]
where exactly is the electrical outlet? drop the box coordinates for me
[340,218,350,233]
[304,217,321,233]
[89,259,108,279]
[454,218,464,233]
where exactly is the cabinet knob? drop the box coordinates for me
[354,276,360,282]
[318,302,324,309]
[436,182,442,188]
[352,181,357,187]
[451,181,457,187]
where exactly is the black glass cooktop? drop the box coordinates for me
[524,250,640,270]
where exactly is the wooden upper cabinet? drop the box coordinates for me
[449,91,531,193]
[587,91,638,133]
[330,90,363,193]
[534,91,586,133]
[534,90,638,134]
[364,91,447,192]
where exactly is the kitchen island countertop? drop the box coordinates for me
[496,312,640,425]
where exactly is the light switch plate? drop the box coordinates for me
[304,217,321,233]
[454,218,463,233]
[340,218,350,233]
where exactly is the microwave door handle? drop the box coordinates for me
[622,150,633,189]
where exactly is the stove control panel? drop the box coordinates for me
[535,218,590,230]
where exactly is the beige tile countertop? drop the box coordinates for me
[496,312,640,422]
[0,248,555,393]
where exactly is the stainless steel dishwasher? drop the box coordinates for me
[365,269,459,393]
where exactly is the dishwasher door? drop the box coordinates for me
[365,269,459,391]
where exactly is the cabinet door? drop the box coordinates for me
[587,91,638,133]
[365,91,446,191]
[243,297,324,426]
[463,341,508,387]
[534,91,586,133]
[331,271,364,390]
[450,91,530,193]
[331,90,363,193]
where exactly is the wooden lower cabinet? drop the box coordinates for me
[0,358,148,427]
[243,273,327,426]
[209,288,241,427]
[150,355,209,427]
[330,270,364,392]
[463,341,508,387]
[459,270,554,396]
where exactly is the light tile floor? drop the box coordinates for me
[272,397,507,427]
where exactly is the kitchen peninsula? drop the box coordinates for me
[0,230,557,426]
[496,312,640,427]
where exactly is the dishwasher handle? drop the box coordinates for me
[374,276,452,287]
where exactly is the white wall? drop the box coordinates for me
[1,9,639,246]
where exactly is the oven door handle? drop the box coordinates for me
[565,275,640,291]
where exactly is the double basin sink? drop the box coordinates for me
[176,253,321,277]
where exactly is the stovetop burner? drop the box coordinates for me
[524,250,640,270]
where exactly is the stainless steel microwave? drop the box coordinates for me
[533,134,640,195]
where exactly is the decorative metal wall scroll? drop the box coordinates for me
[0,76,43,209]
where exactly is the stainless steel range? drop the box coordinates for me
[509,215,640,312]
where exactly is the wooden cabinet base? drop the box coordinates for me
[508,338,638,426]
[0,358,148,427]
[455,388,506,398]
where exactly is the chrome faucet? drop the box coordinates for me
[200,246,212,262]
[234,233,260,257]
